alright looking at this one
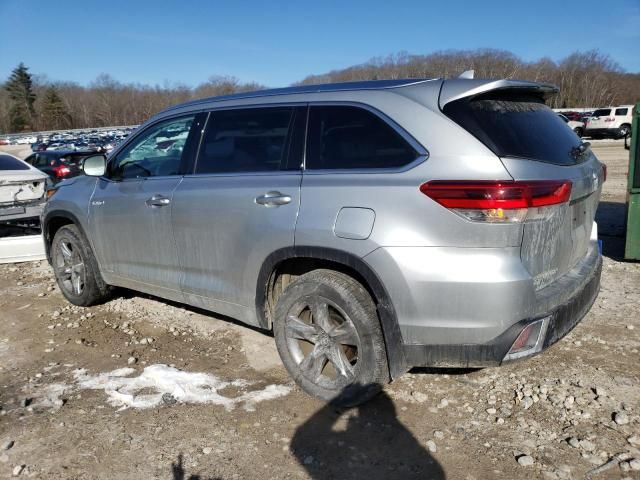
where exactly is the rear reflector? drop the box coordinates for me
[503,317,550,361]
[420,180,572,223]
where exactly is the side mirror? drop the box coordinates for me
[624,133,631,151]
[82,154,107,176]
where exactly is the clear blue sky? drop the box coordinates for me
[1,0,638,88]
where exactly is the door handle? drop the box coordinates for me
[146,195,171,207]
[255,191,292,207]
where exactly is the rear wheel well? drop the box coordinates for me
[264,257,376,329]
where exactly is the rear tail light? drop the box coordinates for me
[420,180,572,223]
[52,165,71,178]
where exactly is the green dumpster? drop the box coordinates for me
[625,101,640,260]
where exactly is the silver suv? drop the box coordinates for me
[43,78,604,405]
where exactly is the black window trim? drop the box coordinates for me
[104,112,204,182]
[302,101,428,175]
[186,103,306,178]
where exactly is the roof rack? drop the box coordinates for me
[158,78,436,115]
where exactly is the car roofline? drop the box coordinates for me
[156,78,438,115]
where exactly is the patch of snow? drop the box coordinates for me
[31,383,71,409]
[73,364,290,411]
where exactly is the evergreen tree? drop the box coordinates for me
[5,63,36,132]
[41,86,71,130]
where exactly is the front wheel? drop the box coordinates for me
[273,269,389,406]
[51,224,112,306]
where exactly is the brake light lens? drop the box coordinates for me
[52,165,71,178]
[420,180,572,223]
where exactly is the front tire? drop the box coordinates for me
[273,269,389,406]
[51,224,111,306]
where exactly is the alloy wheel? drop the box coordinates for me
[55,239,85,296]
[284,296,360,389]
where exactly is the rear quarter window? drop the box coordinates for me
[443,90,583,165]
[0,154,30,170]
[306,106,417,170]
[593,109,612,117]
[615,108,628,116]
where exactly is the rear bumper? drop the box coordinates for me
[401,247,602,367]
[0,202,44,222]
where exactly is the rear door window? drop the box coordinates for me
[443,90,583,165]
[195,107,294,174]
[306,106,417,170]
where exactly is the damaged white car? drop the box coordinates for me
[0,153,48,222]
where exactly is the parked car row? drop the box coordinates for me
[29,128,135,154]
[0,127,138,152]
[557,105,634,139]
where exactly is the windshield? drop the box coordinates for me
[0,154,30,171]
[443,90,583,165]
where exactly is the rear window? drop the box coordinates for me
[593,109,612,117]
[60,153,87,165]
[615,108,628,116]
[0,154,30,170]
[443,90,582,165]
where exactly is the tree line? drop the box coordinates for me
[2,49,639,134]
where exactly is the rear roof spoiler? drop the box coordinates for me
[439,79,559,109]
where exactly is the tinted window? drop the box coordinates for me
[111,115,196,179]
[444,91,583,165]
[615,108,628,116]
[35,154,50,167]
[306,106,417,170]
[0,154,29,170]
[196,108,293,174]
[593,109,611,117]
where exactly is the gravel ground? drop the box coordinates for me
[0,142,638,479]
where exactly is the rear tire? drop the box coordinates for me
[273,269,389,406]
[618,124,631,139]
[51,224,112,306]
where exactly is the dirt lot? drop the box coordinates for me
[0,142,638,480]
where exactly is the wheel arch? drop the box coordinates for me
[42,210,89,262]
[256,246,408,379]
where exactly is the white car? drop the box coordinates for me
[558,114,586,137]
[584,105,634,139]
[0,153,48,222]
